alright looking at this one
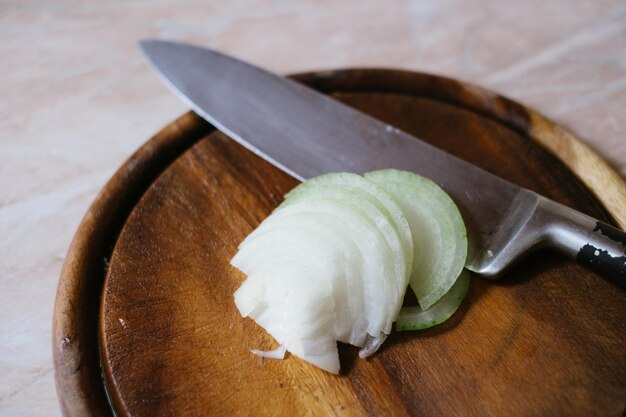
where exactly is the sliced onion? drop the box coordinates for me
[396,269,470,331]
[284,172,414,288]
[233,213,362,345]
[281,185,409,331]
[365,169,467,310]
[247,198,399,336]
[251,345,287,360]
[235,262,340,373]
[231,170,469,374]
[358,332,388,359]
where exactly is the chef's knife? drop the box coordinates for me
[140,39,626,289]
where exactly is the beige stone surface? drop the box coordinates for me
[0,0,624,415]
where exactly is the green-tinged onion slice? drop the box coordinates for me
[396,269,470,331]
[365,169,467,310]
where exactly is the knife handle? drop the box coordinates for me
[540,198,626,290]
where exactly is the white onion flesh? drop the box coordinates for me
[238,199,398,336]
[235,263,340,373]
[280,193,405,332]
[358,333,388,359]
[284,172,414,288]
[233,213,361,345]
[232,170,469,374]
[251,345,287,360]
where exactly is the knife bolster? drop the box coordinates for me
[471,192,626,290]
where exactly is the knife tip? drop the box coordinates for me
[138,38,160,51]
[138,39,179,63]
[138,39,196,58]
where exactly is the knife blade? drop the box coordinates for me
[140,39,626,288]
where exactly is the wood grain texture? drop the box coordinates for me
[52,113,208,416]
[54,70,626,417]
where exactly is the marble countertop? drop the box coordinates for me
[1,0,625,415]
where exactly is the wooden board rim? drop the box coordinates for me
[52,69,626,416]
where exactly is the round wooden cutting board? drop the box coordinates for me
[53,70,626,417]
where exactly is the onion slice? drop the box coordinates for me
[396,269,470,331]
[251,345,287,360]
[358,332,388,359]
[365,169,467,310]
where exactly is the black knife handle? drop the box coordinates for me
[574,221,626,290]
[540,198,626,290]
